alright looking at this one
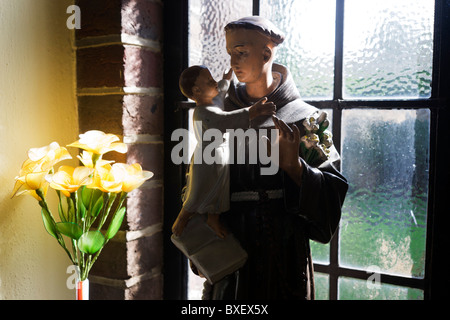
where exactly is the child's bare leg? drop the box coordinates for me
[172,207,195,236]
[207,213,228,239]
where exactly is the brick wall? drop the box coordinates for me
[75,0,164,299]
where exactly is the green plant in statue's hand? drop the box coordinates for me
[300,111,333,166]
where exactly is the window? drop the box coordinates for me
[182,0,444,300]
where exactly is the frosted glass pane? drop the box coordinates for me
[314,273,329,300]
[261,0,336,99]
[340,109,429,278]
[338,277,423,300]
[189,0,253,80]
[188,257,204,300]
[343,0,434,99]
[310,241,329,265]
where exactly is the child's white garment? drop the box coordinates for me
[182,79,250,214]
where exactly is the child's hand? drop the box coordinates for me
[249,97,276,120]
[222,68,233,81]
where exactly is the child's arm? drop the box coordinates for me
[222,68,276,120]
[222,68,233,81]
[196,99,276,132]
[248,97,276,120]
[196,67,275,131]
[217,69,233,98]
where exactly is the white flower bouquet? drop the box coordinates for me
[300,111,333,166]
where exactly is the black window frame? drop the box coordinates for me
[163,0,450,300]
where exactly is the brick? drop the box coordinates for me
[76,0,163,42]
[121,0,163,41]
[77,46,125,88]
[90,274,163,300]
[89,232,163,280]
[90,241,128,279]
[77,46,162,89]
[125,274,163,300]
[76,0,122,39]
[90,282,125,300]
[126,187,163,231]
[78,95,124,135]
[75,0,166,300]
[124,46,163,88]
[122,94,164,136]
[127,233,163,278]
[126,143,164,180]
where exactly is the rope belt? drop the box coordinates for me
[230,189,284,202]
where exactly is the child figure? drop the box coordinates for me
[172,65,276,238]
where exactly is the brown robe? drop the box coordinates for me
[201,64,348,300]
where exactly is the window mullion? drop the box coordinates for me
[253,0,260,15]
[328,0,345,300]
[333,0,345,101]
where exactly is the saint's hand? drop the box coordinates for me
[263,116,303,186]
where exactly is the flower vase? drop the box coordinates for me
[76,278,89,300]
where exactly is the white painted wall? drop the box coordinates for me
[0,0,78,299]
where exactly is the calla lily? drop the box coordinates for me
[317,111,328,124]
[47,166,94,197]
[118,163,154,193]
[88,162,153,193]
[68,130,127,155]
[77,151,114,169]
[27,142,72,171]
[314,143,331,161]
[12,171,49,201]
[322,130,333,148]
[303,118,319,132]
[12,162,49,201]
[89,163,124,193]
[301,133,320,149]
[11,141,71,201]
[11,130,156,284]
[77,151,95,168]
[28,142,60,161]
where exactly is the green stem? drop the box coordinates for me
[91,153,101,167]
[70,192,79,224]
[85,241,108,279]
[84,192,127,280]
[86,187,95,228]
[97,192,117,231]
[82,255,92,281]
[36,189,76,264]
[66,195,74,222]
[110,192,127,220]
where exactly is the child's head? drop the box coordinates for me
[179,65,218,103]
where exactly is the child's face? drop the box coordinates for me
[194,69,219,100]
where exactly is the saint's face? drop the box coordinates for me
[194,68,219,100]
[225,29,266,84]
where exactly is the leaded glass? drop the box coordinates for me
[310,241,329,265]
[314,273,329,300]
[343,0,434,99]
[338,277,423,300]
[261,0,336,99]
[189,0,253,80]
[340,109,430,278]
